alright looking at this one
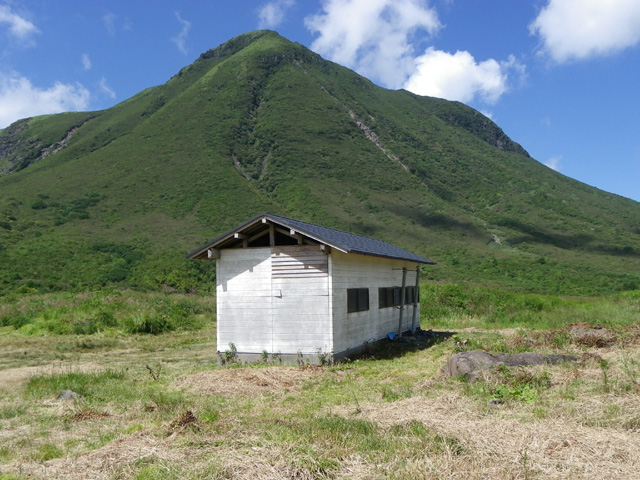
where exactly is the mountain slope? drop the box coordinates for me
[1,30,638,295]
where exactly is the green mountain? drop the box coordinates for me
[1,30,639,295]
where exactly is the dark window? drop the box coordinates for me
[378,287,395,308]
[348,288,369,313]
[379,286,419,308]
[394,286,403,306]
[405,286,415,304]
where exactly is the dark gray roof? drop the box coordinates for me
[187,213,435,264]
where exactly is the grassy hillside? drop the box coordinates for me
[1,30,639,295]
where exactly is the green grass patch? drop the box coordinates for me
[463,364,552,404]
[0,289,215,336]
[31,443,64,462]
[0,405,27,419]
[421,284,640,330]
[25,368,127,400]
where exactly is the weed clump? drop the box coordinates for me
[168,410,200,434]
[467,364,552,404]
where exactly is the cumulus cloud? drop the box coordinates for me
[305,0,519,104]
[171,12,191,54]
[404,49,524,104]
[0,4,39,44]
[544,155,562,171]
[81,53,92,70]
[530,0,640,62]
[99,77,116,99]
[305,0,442,87]
[0,71,90,128]
[258,0,295,29]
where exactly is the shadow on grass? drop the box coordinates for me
[354,330,455,362]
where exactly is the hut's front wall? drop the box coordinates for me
[330,251,420,356]
[217,248,272,354]
[217,246,332,355]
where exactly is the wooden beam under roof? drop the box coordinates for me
[234,232,248,248]
[248,229,269,244]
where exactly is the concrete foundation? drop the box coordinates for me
[216,331,414,366]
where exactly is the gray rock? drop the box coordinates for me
[57,389,82,400]
[568,324,616,347]
[442,350,577,379]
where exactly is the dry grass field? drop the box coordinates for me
[1,321,640,480]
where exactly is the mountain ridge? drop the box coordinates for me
[0,30,638,295]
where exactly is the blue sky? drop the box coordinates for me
[1,0,639,202]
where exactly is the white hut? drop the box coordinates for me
[187,213,435,363]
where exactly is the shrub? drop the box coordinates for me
[125,313,174,335]
[30,199,48,210]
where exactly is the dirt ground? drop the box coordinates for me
[175,365,348,396]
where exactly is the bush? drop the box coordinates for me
[30,199,48,210]
[125,313,174,335]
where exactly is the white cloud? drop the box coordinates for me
[103,12,116,36]
[99,77,116,99]
[0,4,39,44]
[258,0,295,29]
[305,0,442,88]
[530,0,640,62]
[305,0,520,104]
[403,49,524,104]
[544,155,562,171]
[81,53,92,70]
[0,71,90,128]
[171,12,191,54]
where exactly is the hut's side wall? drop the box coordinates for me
[330,251,420,356]
[217,246,332,355]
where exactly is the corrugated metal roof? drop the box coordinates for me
[187,212,435,264]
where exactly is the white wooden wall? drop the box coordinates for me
[330,251,420,355]
[216,248,272,353]
[217,246,332,355]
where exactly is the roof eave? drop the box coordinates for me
[186,213,436,265]
[347,248,436,265]
[262,214,350,254]
[185,214,267,259]
[185,213,350,259]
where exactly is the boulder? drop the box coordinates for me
[57,389,82,400]
[568,324,616,347]
[442,350,578,380]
